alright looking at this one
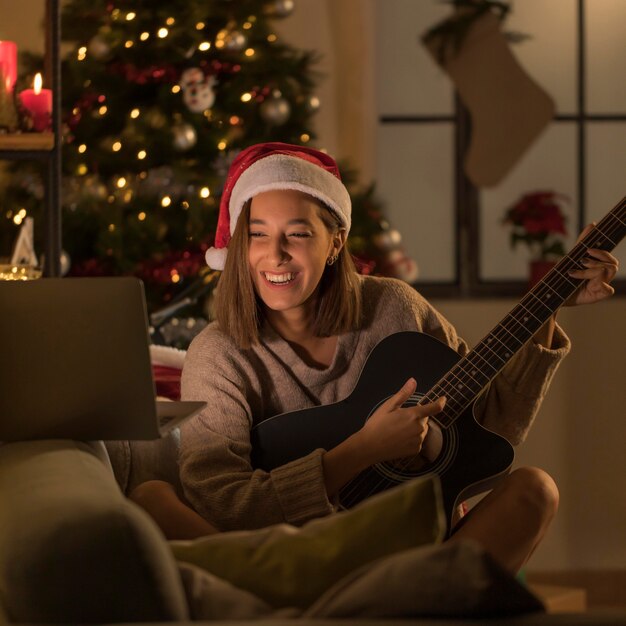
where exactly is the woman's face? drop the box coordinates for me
[248,189,342,319]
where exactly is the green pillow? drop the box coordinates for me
[170,475,444,609]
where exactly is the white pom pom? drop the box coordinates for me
[205,247,228,270]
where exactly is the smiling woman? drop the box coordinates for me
[128,142,619,580]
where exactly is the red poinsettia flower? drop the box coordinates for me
[503,191,568,261]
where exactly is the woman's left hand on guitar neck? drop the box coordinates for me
[534,223,620,349]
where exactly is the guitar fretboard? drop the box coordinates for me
[423,196,626,428]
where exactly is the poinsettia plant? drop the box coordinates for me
[503,191,568,261]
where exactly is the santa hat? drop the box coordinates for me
[205,142,351,270]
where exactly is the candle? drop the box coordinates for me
[0,40,17,93]
[19,73,52,132]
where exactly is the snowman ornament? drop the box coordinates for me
[180,68,217,114]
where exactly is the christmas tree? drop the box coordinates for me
[2,0,417,333]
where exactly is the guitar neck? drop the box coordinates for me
[424,195,626,428]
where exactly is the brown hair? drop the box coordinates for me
[214,199,362,349]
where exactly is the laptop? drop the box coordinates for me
[0,277,206,441]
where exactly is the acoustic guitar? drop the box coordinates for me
[251,196,625,533]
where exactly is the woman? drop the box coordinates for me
[132,142,618,574]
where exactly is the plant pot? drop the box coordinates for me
[529,260,556,288]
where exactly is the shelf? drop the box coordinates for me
[0,133,55,151]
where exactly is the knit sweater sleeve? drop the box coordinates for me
[385,278,571,445]
[178,328,334,531]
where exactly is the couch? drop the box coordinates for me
[1,437,626,625]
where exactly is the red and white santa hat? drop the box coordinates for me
[205,142,351,270]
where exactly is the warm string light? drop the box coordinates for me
[13,208,27,225]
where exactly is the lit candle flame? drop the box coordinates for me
[33,73,42,95]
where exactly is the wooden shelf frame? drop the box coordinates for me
[0,133,55,151]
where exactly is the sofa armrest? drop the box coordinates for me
[0,439,189,623]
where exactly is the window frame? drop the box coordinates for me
[378,0,626,299]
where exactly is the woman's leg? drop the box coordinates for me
[129,480,219,540]
[447,466,559,574]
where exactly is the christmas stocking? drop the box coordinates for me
[422,9,555,187]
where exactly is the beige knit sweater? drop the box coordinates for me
[180,275,569,531]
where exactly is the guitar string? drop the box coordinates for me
[339,200,625,507]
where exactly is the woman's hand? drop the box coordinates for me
[356,377,446,466]
[566,224,619,306]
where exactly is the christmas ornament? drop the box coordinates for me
[216,27,247,52]
[373,228,402,252]
[372,223,419,283]
[260,92,291,125]
[382,249,419,283]
[180,68,217,113]
[266,0,295,18]
[171,122,197,151]
[87,34,111,61]
[59,250,71,276]
[10,217,38,267]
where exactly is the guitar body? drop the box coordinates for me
[251,331,515,533]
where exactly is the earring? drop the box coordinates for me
[326,254,338,266]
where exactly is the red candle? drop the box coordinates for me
[0,40,17,93]
[19,73,52,131]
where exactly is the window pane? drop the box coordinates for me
[586,123,626,279]
[376,124,455,282]
[375,0,453,116]
[480,123,578,281]
[586,0,626,113]
[507,0,577,115]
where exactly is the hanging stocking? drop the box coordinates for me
[422,8,555,187]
